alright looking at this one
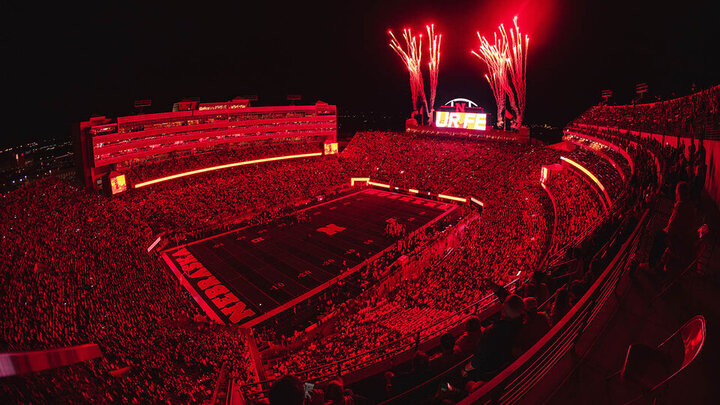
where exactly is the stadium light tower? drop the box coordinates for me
[389,28,429,123]
[601,89,613,105]
[287,94,302,105]
[634,83,648,103]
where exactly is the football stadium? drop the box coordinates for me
[2,1,719,404]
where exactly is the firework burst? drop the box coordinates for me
[426,24,442,119]
[472,29,513,126]
[472,17,529,129]
[505,16,529,128]
[389,28,429,121]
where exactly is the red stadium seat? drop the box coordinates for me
[608,315,706,404]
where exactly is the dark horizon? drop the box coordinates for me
[2,0,717,148]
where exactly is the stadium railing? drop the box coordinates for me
[231,131,651,403]
[233,278,518,401]
[364,132,658,404]
[459,209,648,404]
[377,197,643,404]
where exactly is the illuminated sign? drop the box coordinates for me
[561,156,611,210]
[435,98,487,131]
[110,174,127,194]
[435,111,487,130]
[324,142,338,155]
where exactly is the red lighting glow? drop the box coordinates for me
[110,174,127,194]
[133,152,322,189]
[367,180,391,189]
[560,156,611,207]
[438,194,467,203]
[324,142,339,155]
[435,111,487,130]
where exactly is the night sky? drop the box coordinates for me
[2,0,717,147]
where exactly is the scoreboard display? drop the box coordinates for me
[434,98,487,131]
[435,111,487,131]
[109,174,127,194]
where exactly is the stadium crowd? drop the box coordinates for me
[0,178,260,402]
[2,84,705,404]
[125,141,324,184]
[259,110,677,404]
[576,84,719,136]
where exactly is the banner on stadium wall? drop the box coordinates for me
[0,344,103,377]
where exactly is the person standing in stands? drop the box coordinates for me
[550,287,571,325]
[453,316,483,356]
[515,297,551,354]
[385,351,433,395]
[268,375,306,405]
[431,333,458,373]
[663,181,698,276]
[463,294,525,379]
[693,160,707,205]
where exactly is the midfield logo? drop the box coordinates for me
[317,224,346,235]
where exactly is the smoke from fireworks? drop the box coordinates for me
[389,28,428,120]
[426,24,442,119]
[472,17,529,129]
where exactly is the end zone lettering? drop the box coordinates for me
[172,248,256,324]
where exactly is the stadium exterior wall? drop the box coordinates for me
[74,100,337,191]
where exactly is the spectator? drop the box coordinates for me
[454,317,483,357]
[465,294,525,378]
[386,351,433,395]
[550,287,571,325]
[663,181,698,275]
[514,297,551,353]
[431,333,458,373]
[269,375,305,405]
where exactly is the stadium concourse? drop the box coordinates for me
[1,86,719,404]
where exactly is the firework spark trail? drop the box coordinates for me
[472,18,529,129]
[484,72,505,125]
[505,16,529,128]
[426,24,442,119]
[389,28,428,120]
[472,29,512,126]
[497,24,519,125]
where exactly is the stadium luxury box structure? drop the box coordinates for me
[73,99,337,193]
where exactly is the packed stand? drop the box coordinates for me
[574,84,720,137]
[261,132,572,383]
[544,170,605,254]
[125,140,323,184]
[0,178,259,402]
[566,147,626,201]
